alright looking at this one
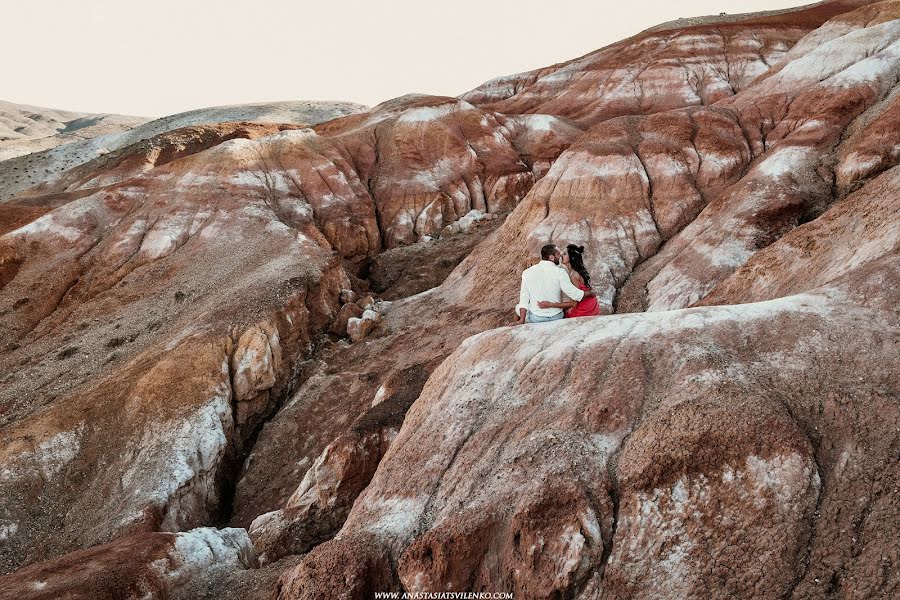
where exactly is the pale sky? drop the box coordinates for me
[3,0,810,118]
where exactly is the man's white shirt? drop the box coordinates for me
[516,260,585,317]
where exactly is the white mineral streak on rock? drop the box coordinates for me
[611,451,818,596]
[153,527,257,586]
[116,377,234,532]
[0,426,85,484]
[361,496,427,541]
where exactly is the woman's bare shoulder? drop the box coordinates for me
[570,271,584,285]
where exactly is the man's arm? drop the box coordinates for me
[538,299,578,309]
[514,275,530,325]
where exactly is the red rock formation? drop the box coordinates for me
[313,95,577,248]
[271,2,899,598]
[1,1,897,598]
[276,164,898,598]
[0,527,256,600]
[0,122,306,238]
[463,1,873,127]
[0,90,575,574]
[16,122,309,198]
[248,367,426,565]
[0,100,365,202]
[0,129,356,572]
[452,0,900,315]
[225,4,861,534]
[700,165,900,305]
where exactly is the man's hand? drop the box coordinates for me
[537,301,553,309]
[584,290,596,298]
[513,307,527,326]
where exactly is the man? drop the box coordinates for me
[514,244,596,325]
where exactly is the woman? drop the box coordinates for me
[537,244,602,317]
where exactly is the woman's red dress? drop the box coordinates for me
[565,283,602,318]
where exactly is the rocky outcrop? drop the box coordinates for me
[368,213,503,300]
[276,163,899,597]
[248,362,432,566]
[0,527,256,600]
[270,3,899,598]
[1,80,574,575]
[462,0,872,127]
[0,122,309,238]
[13,122,310,200]
[0,124,355,572]
[3,98,577,260]
[699,164,900,306]
[451,0,900,315]
[313,95,577,248]
[0,90,567,577]
[222,6,856,535]
[230,0,899,565]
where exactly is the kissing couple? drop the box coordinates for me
[514,243,603,325]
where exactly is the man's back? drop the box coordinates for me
[518,260,570,318]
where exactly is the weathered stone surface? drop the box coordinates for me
[700,165,900,306]
[13,122,310,201]
[0,86,573,578]
[453,0,900,316]
[369,213,503,300]
[248,362,430,566]
[462,1,871,127]
[347,308,381,342]
[2,1,898,598]
[0,527,256,600]
[278,209,898,598]
[271,3,898,598]
[230,0,898,560]
[0,124,354,572]
[224,4,831,535]
[249,425,395,565]
[1,88,541,570]
[314,95,539,248]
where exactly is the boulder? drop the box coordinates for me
[329,302,364,337]
[347,309,381,342]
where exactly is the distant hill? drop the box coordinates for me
[0,100,366,201]
[0,100,146,162]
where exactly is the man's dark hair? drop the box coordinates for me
[540,244,558,260]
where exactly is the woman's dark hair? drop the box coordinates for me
[566,244,590,286]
